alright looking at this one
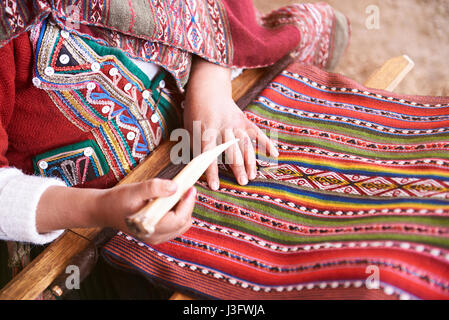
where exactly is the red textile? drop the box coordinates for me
[0,33,117,188]
[0,1,340,89]
[103,63,449,300]
[220,1,301,68]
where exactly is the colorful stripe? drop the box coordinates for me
[32,140,109,187]
[103,63,449,300]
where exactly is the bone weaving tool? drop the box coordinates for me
[126,139,239,238]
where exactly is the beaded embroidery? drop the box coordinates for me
[30,20,181,181]
[33,140,109,187]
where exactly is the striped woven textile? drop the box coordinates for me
[103,63,449,300]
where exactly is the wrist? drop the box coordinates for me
[193,58,231,80]
[186,57,233,101]
[88,188,113,228]
[36,185,104,233]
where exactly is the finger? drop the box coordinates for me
[234,129,257,180]
[248,122,279,158]
[205,160,220,190]
[149,215,194,245]
[150,187,197,240]
[173,186,196,222]
[224,129,247,185]
[150,212,193,244]
[202,130,220,190]
[141,178,178,200]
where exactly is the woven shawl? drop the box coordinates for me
[0,0,337,89]
[103,62,449,300]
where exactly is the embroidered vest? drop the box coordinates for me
[29,20,182,186]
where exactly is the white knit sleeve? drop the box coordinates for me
[0,168,67,244]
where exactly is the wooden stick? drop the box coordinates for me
[364,55,414,91]
[126,139,239,238]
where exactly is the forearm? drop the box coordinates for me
[186,57,233,102]
[37,177,194,245]
[36,185,103,234]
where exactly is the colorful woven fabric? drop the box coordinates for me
[103,62,449,300]
[0,1,340,89]
[28,19,182,182]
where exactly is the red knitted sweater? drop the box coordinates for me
[1,29,171,189]
[1,34,89,176]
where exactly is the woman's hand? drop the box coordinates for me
[36,179,196,245]
[184,57,278,190]
[94,179,196,244]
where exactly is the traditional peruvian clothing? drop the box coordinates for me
[0,0,350,296]
[0,0,348,243]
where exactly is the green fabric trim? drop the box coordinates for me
[248,103,449,144]
[80,37,152,89]
[33,140,109,176]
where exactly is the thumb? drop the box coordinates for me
[138,178,178,201]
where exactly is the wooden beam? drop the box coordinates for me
[364,55,414,92]
[0,230,90,300]
[170,292,195,300]
[232,68,266,101]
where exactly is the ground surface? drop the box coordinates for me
[254,0,449,96]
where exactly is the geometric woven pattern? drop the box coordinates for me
[0,1,339,89]
[103,63,449,300]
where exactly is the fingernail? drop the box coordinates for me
[210,181,219,191]
[239,175,248,185]
[166,181,177,192]
[249,170,257,180]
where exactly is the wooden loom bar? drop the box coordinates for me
[364,55,414,92]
